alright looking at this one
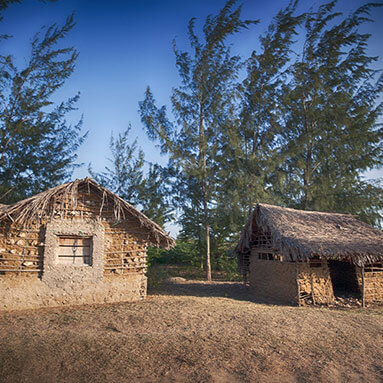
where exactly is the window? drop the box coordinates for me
[258,253,281,261]
[309,259,323,268]
[57,235,92,266]
[365,263,383,273]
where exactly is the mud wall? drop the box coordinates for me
[103,221,148,276]
[0,273,145,311]
[297,260,334,305]
[249,251,298,305]
[0,190,151,311]
[364,272,383,303]
[249,252,335,305]
[356,267,383,304]
[0,225,44,276]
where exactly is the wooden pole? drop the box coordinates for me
[296,263,301,307]
[361,265,365,309]
[310,269,316,305]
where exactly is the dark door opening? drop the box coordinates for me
[328,260,360,298]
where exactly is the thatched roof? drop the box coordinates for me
[0,178,174,249]
[235,203,383,266]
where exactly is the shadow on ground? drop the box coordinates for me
[149,279,267,303]
[149,278,378,309]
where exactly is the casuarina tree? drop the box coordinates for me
[139,0,257,280]
[0,9,85,203]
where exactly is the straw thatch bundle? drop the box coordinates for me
[0,178,174,249]
[235,204,383,266]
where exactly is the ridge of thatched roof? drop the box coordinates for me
[235,203,383,266]
[0,178,174,249]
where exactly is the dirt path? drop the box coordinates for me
[0,277,382,383]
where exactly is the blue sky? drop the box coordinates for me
[2,0,383,203]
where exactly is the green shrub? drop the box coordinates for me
[147,240,200,267]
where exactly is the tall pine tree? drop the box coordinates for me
[214,1,303,243]
[140,163,173,227]
[0,10,85,203]
[89,125,145,205]
[89,125,172,226]
[275,1,383,225]
[139,0,256,280]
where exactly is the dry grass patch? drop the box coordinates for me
[0,266,382,383]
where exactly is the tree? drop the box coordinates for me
[0,0,55,13]
[89,125,173,226]
[274,1,383,225]
[139,0,256,280]
[0,1,21,12]
[0,10,85,203]
[214,1,303,243]
[140,163,173,227]
[89,124,145,205]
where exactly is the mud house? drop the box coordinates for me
[234,204,383,306]
[0,178,174,311]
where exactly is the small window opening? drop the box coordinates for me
[309,260,323,268]
[57,235,92,266]
[258,253,279,261]
[365,263,383,273]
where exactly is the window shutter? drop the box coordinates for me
[58,236,92,265]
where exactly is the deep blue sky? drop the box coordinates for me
[2,0,383,179]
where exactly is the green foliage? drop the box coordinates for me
[140,164,173,227]
[0,0,20,13]
[147,237,241,281]
[89,125,173,226]
[212,0,383,230]
[89,124,145,205]
[0,11,85,203]
[273,2,383,223]
[141,0,383,277]
[147,240,200,267]
[146,264,241,292]
[215,1,303,240]
[140,0,257,279]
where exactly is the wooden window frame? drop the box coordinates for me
[57,235,93,266]
[42,219,105,284]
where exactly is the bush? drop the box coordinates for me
[147,240,200,267]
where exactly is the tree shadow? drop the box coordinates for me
[148,279,283,305]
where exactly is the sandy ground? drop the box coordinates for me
[0,268,382,383]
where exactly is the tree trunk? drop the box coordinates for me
[303,140,313,210]
[302,96,312,210]
[204,198,211,281]
[198,233,204,269]
[199,102,211,281]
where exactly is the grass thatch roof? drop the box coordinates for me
[0,178,174,249]
[235,203,383,266]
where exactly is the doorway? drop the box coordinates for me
[328,260,360,297]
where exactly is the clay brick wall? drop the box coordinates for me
[249,251,298,305]
[0,273,144,311]
[103,222,148,276]
[249,251,336,305]
[0,225,44,277]
[297,260,334,305]
[364,272,383,303]
[355,267,383,304]
[0,190,151,310]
